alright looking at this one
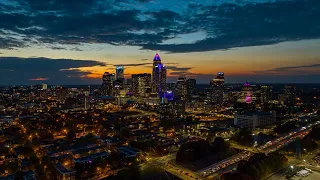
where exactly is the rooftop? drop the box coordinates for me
[55,163,76,174]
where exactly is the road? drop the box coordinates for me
[141,152,205,180]
[137,114,319,180]
[263,166,290,180]
[198,120,319,178]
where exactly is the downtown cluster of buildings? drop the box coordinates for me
[99,54,226,119]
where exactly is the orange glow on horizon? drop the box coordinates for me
[29,77,49,81]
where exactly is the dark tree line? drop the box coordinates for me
[237,153,287,179]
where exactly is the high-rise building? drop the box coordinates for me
[260,85,273,104]
[41,83,48,90]
[186,79,197,100]
[284,85,296,106]
[152,54,167,96]
[210,72,225,106]
[175,76,187,101]
[102,72,115,96]
[115,66,124,80]
[132,73,152,97]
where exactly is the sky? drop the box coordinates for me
[0,0,320,85]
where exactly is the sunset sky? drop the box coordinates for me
[0,0,320,85]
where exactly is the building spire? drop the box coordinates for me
[153,53,161,61]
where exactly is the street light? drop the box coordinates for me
[290,165,294,172]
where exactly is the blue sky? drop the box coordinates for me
[0,0,320,84]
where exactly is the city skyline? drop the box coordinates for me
[1,0,320,85]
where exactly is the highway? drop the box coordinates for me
[198,120,319,178]
[138,114,319,180]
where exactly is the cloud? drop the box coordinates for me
[265,64,320,72]
[70,47,83,51]
[29,77,49,81]
[142,0,320,53]
[166,66,192,71]
[0,0,320,53]
[113,63,152,67]
[0,57,106,85]
[51,46,67,50]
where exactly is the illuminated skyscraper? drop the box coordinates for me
[260,85,273,104]
[115,66,125,91]
[174,76,187,116]
[187,79,197,100]
[132,73,152,97]
[176,76,187,101]
[152,54,167,96]
[116,66,124,80]
[102,72,115,96]
[284,85,296,106]
[210,72,225,106]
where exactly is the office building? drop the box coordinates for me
[152,54,167,96]
[284,85,296,106]
[187,79,197,100]
[159,101,175,121]
[115,66,125,87]
[55,163,76,180]
[102,72,115,96]
[260,85,273,104]
[41,83,48,90]
[238,82,258,103]
[115,66,124,80]
[234,111,276,129]
[175,76,187,101]
[210,72,224,106]
[131,73,152,97]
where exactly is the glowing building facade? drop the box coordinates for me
[210,72,225,106]
[131,73,152,97]
[176,76,187,101]
[102,72,115,96]
[152,54,167,96]
[116,66,124,80]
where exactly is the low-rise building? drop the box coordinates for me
[55,163,76,180]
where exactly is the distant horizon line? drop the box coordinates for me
[1,82,320,86]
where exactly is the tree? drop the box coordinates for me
[107,163,141,180]
[6,161,19,174]
[176,140,213,164]
[29,153,40,165]
[20,144,34,157]
[35,164,45,178]
[67,129,76,140]
[14,170,24,180]
[212,137,230,151]
[120,128,133,139]
[246,164,259,179]
[230,129,253,146]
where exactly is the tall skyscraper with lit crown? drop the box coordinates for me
[152,53,167,96]
[116,66,124,80]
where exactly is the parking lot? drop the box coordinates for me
[292,171,320,180]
